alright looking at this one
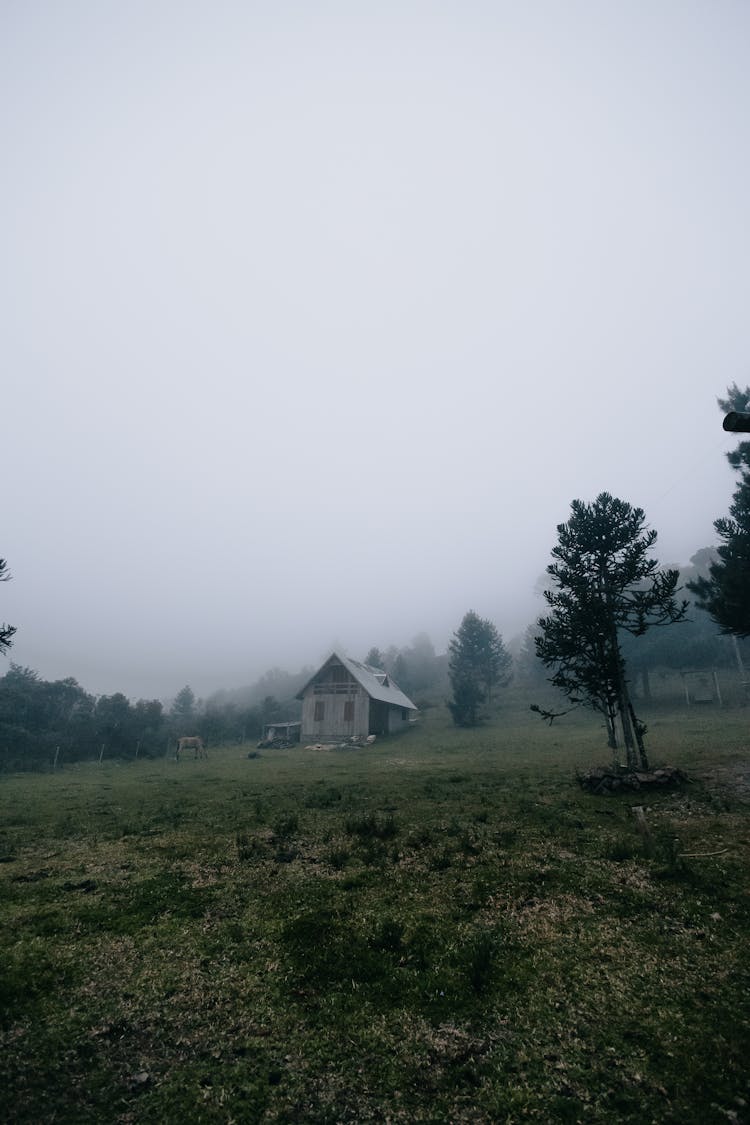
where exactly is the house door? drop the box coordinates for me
[368,700,389,735]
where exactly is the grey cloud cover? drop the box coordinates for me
[2,1,748,699]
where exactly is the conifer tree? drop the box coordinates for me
[0,558,16,656]
[171,684,196,723]
[448,611,511,726]
[688,385,750,637]
[536,493,686,769]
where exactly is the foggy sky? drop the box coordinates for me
[3,1,749,701]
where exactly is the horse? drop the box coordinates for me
[176,735,207,761]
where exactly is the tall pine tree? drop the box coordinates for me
[688,385,750,636]
[171,685,196,724]
[536,493,686,769]
[448,611,511,726]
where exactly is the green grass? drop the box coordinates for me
[1,699,749,1122]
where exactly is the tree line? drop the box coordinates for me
[0,671,297,772]
[0,666,166,772]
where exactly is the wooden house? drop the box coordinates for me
[297,652,418,743]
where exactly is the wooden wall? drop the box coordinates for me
[300,685,369,742]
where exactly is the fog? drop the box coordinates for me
[3,1,748,701]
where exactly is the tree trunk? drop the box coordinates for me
[617,702,639,769]
[605,713,617,752]
[733,634,746,680]
[607,613,638,769]
[603,697,619,758]
[613,662,638,769]
[626,693,649,770]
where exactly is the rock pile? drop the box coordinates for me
[578,765,688,795]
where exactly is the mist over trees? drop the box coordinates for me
[2,457,746,772]
[363,634,449,703]
[511,625,547,689]
[619,549,742,694]
[535,493,687,769]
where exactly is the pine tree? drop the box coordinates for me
[391,653,411,693]
[448,611,511,726]
[718,383,750,471]
[0,558,16,656]
[171,685,196,722]
[536,493,686,769]
[688,385,750,637]
[514,624,548,687]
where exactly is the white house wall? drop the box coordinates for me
[387,707,412,734]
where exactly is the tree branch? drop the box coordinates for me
[529,703,576,725]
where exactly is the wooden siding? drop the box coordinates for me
[301,686,369,742]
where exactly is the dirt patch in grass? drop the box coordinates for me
[692,755,750,800]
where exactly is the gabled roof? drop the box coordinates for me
[296,651,418,711]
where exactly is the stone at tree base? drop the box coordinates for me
[578,765,687,794]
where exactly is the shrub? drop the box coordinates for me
[344,813,398,840]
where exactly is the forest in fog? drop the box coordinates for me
[1,541,746,772]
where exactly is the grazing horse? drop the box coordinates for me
[176,735,206,761]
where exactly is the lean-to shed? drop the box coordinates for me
[297,652,418,743]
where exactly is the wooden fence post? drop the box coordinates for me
[99,743,105,765]
[631,805,653,856]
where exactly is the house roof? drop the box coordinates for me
[296,651,418,711]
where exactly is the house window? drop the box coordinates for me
[314,701,325,722]
[401,709,408,720]
[344,700,355,722]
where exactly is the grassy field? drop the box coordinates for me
[1,699,749,1124]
